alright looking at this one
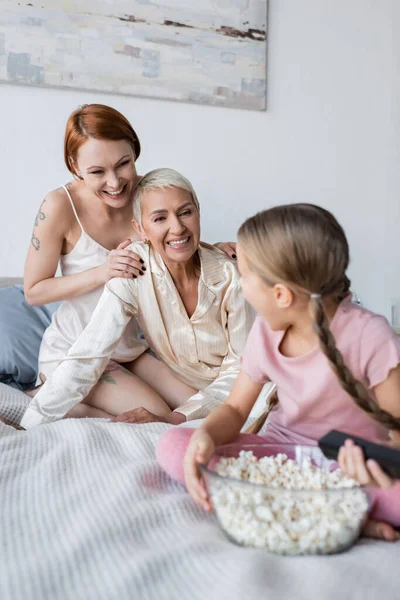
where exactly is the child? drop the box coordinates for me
[156,203,400,541]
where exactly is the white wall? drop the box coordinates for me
[0,0,399,320]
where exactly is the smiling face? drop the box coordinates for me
[133,186,200,265]
[74,138,138,208]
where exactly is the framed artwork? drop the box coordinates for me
[0,1,267,110]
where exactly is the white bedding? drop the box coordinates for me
[0,388,398,600]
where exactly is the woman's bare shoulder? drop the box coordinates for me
[44,185,70,206]
[40,185,76,225]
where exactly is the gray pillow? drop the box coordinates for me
[0,285,59,390]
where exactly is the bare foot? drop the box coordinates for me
[363,518,400,541]
[0,416,24,430]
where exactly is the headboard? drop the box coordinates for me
[0,277,24,289]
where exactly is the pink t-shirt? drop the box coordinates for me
[241,297,400,445]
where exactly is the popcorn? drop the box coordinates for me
[207,451,368,555]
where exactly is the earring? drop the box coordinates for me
[144,238,150,245]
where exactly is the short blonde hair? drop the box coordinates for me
[132,168,200,224]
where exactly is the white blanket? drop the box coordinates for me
[0,388,398,600]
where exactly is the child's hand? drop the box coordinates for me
[338,439,394,488]
[183,430,215,512]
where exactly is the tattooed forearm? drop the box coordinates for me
[31,198,46,251]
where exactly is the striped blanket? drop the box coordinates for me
[0,386,398,600]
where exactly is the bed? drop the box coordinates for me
[0,280,398,600]
[0,277,24,288]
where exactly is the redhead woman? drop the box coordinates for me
[23,104,236,418]
[21,169,254,428]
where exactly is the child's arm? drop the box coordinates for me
[196,370,263,444]
[373,363,400,419]
[183,370,263,510]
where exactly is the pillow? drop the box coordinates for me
[0,285,59,390]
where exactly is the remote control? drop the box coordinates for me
[318,430,400,479]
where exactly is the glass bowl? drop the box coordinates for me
[199,443,369,556]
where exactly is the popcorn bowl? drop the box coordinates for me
[200,444,369,556]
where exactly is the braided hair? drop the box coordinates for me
[238,203,400,434]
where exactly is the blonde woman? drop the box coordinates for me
[21,169,254,428]
[157,203,400,542]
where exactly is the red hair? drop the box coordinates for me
[64,104,141,176]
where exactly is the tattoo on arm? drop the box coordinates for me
[31,234,40,251]
[34,198,46,227]
[31,199,46,251]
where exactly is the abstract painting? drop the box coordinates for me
[0,1,267,110]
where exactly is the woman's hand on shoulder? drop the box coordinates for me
[183,429,215,511]
[99,239,147,284]
[214,241,237,260]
